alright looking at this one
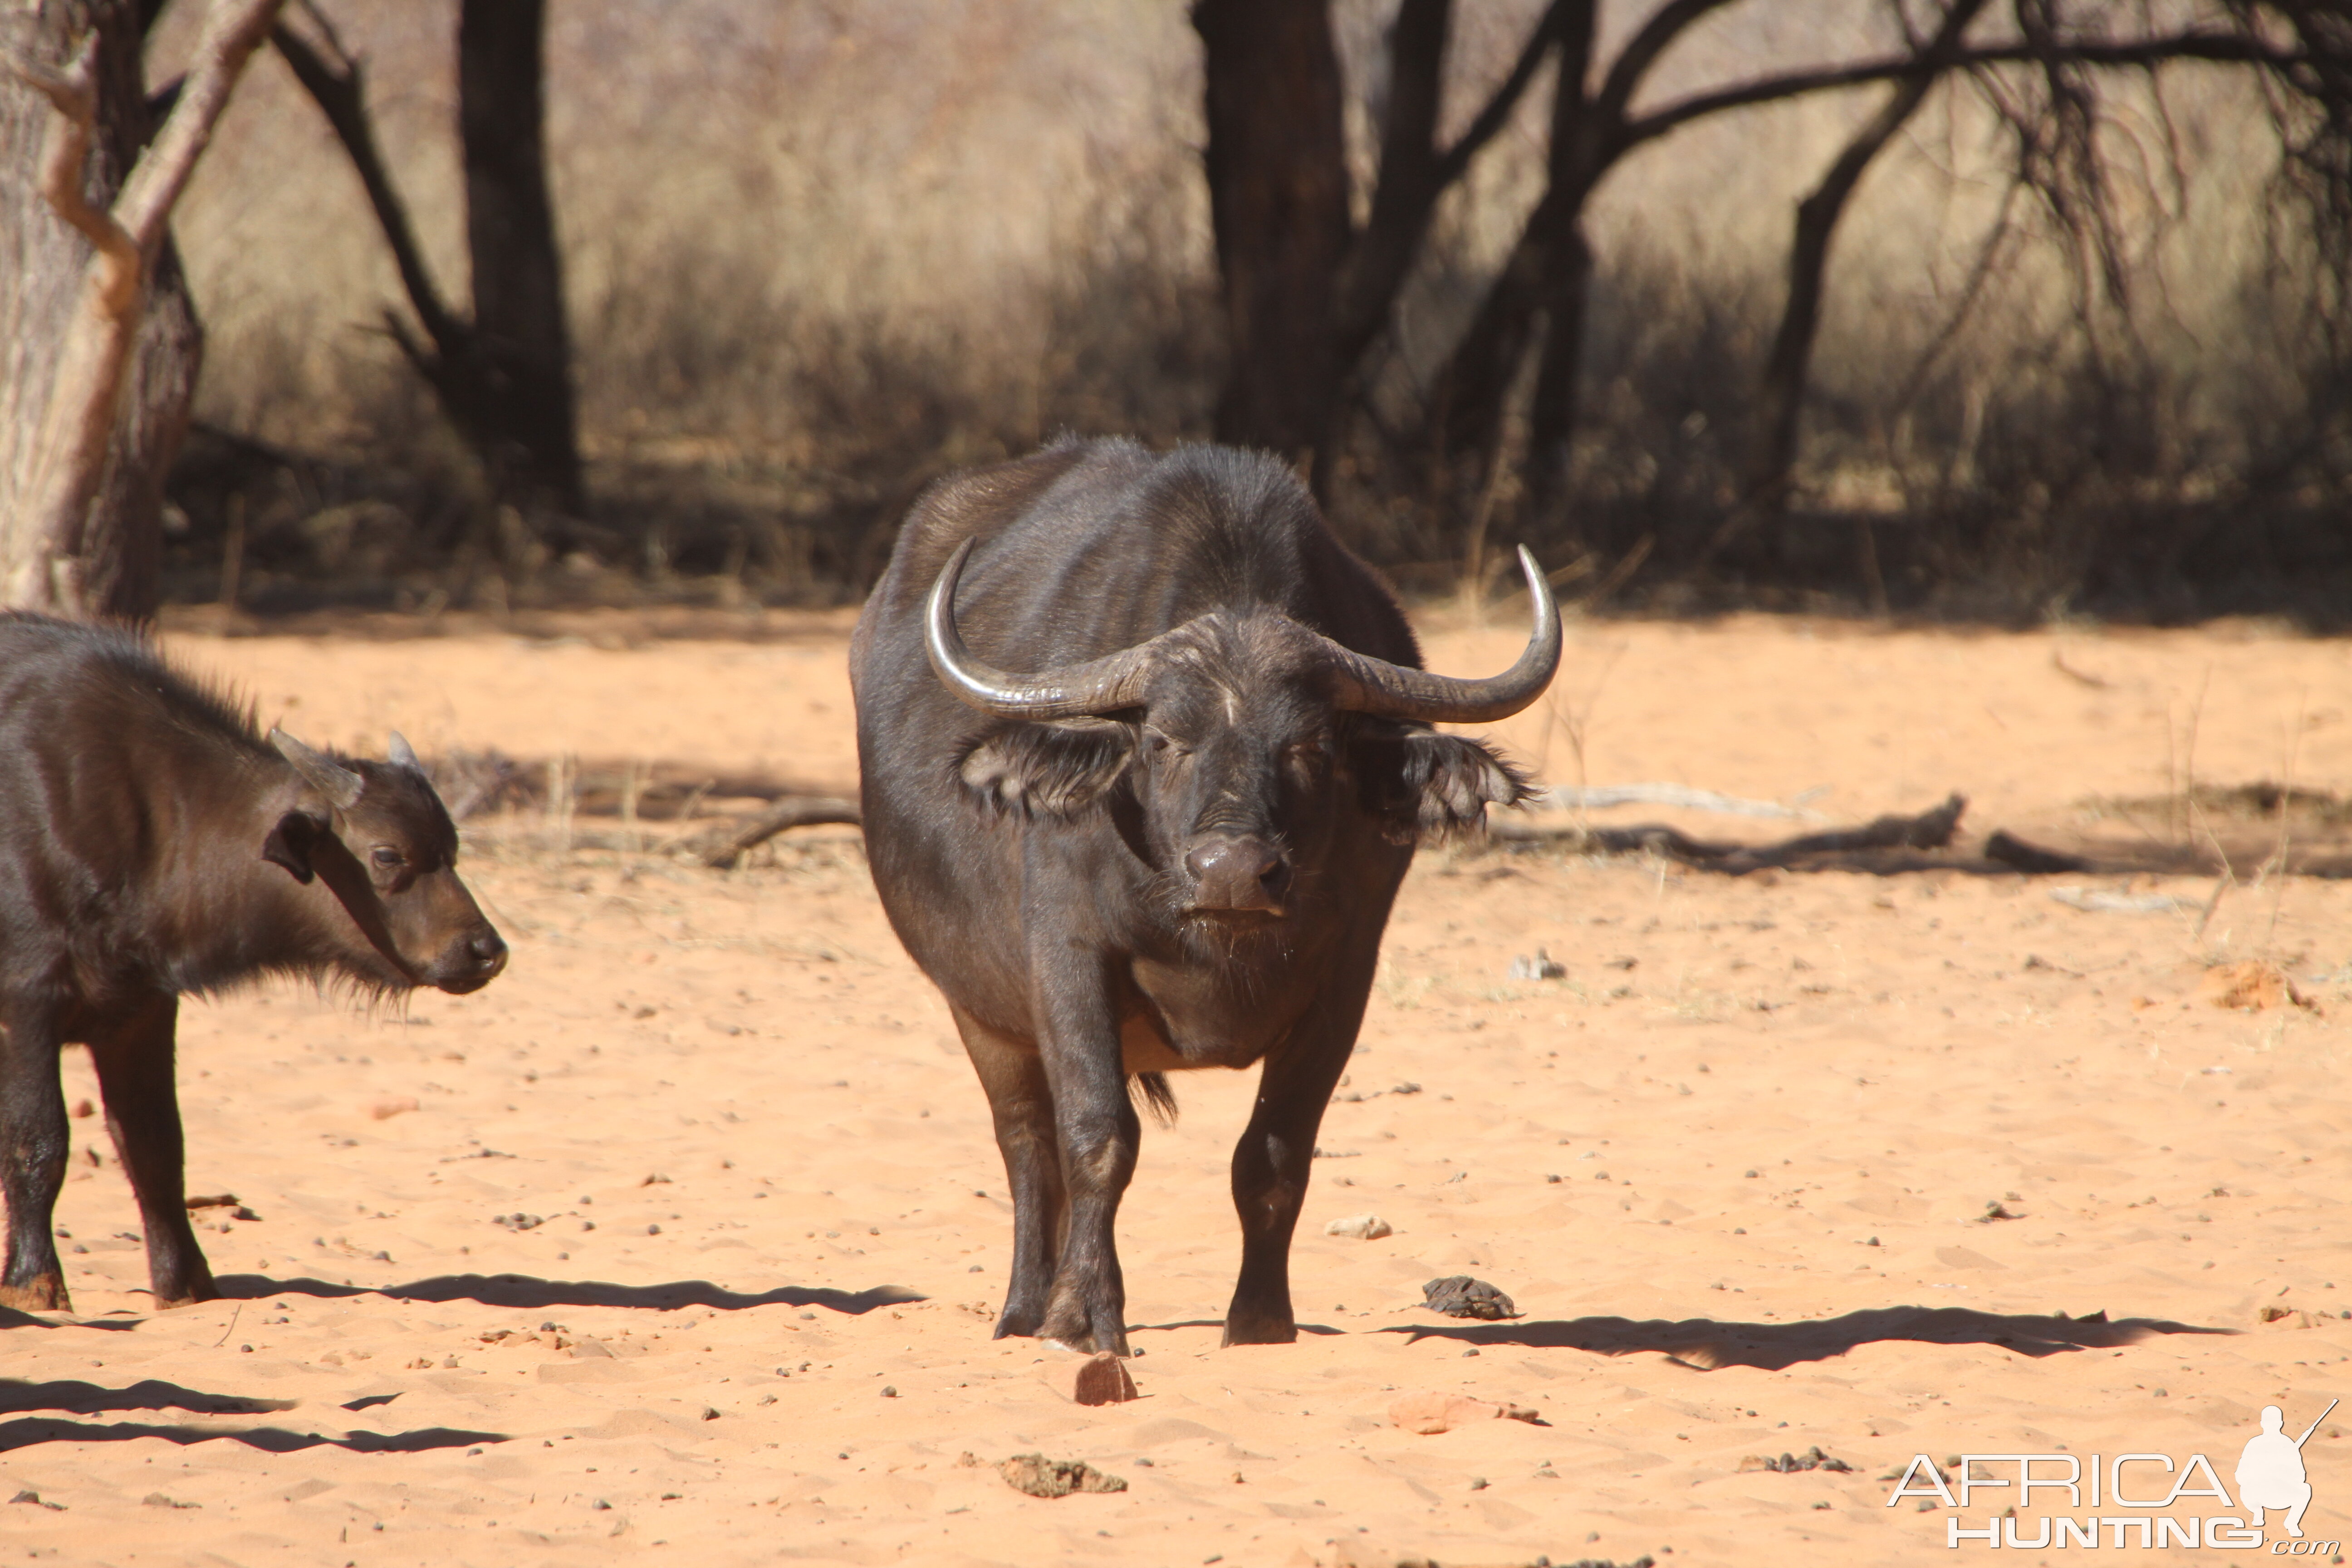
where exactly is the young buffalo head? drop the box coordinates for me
[929,541,1558,925]
[264,730,508,994]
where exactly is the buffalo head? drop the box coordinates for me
[265,730,508,993]
[926,541,1559,921]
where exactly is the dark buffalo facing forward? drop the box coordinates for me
[852,438,1558,1353]
[0,615,507,1312]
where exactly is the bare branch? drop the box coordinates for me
[1431,0,1565,186]
[1591,0,1741,129]
[271,6,465,359]
[1616,30,2307,156]
[3,39,140,317]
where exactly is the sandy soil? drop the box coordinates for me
[6,611,2350,1568]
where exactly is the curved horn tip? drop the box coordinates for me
[387,730,421,771]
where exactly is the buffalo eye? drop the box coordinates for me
[1141,726,1187,761]
[370,846,407,871]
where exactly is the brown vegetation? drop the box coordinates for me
[131,0,2352,623]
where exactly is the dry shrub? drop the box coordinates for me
[154,0,2352,620]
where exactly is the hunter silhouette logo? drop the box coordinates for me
[1888,1395,2340,1551]
[2241,1400,2335,1540]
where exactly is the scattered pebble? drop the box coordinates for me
[140,1493,199,1509]
[1507,949,1567,980]
[369,1097,421,1121]
[1740,1446,1854,1473]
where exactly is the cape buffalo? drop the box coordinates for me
[852,438,1557,1353]
[0,614,507,1312]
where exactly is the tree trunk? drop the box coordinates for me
[456,0,580,518]
[1520,4,1602,523]
[0,0,200,623]
[1193,0,1350,465]
[1429,1,1594,496]
[1746,0,1990,518]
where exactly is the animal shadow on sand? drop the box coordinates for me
[214,1272,924,1314]
[1382,1304,2230,1370]
[0,1380,499,1454]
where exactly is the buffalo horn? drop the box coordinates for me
[1320,545,1560,723]
[923,538,1162,720]
[270,728,365,809]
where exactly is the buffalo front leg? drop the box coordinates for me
[1031,956,1138,1357]
[0,998,71,1312]
[88,995,216,1308]
[1222,953,1375,1346]
[953,1004,1065,1339]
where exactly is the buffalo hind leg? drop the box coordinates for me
[0,998,71,1313]
[1223,951,1373,1346]
[89,995,216,1308]
[953,1005,1065,1339]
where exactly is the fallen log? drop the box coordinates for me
[1984,829,2090,873]
[687,796,862,870]
[1492,792,1968,873]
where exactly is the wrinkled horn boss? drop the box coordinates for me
[925,538,1559,725]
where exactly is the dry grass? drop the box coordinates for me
[149,0,2352,620]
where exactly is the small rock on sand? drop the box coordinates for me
[1507,949,1567,980]
[1740,1446,1853,1473]
[1072,1351,1138,1406]
[999,1453,1127,1497]
[1421,1275,1518,1319]
[1387,1392,1542,1435]
[370,1097,421,1121]
[1323,1214,1392,1240]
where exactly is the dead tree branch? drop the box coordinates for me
[269,3,463,358]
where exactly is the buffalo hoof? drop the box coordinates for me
[1037,1307,1128,1358]
[151,1284,221,1310]
[0,1274,72,1313]
[1220,1312,1298,1347]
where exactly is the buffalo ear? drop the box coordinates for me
[261,809,328,884]
[1357,729,1533,844]
[958,720,1136,816]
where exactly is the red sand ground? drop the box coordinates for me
[4,610,2349,1567]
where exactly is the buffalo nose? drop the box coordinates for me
[1184,837,1289,912]
[468,927,508,977]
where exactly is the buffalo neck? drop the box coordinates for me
[133,749,358,996]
